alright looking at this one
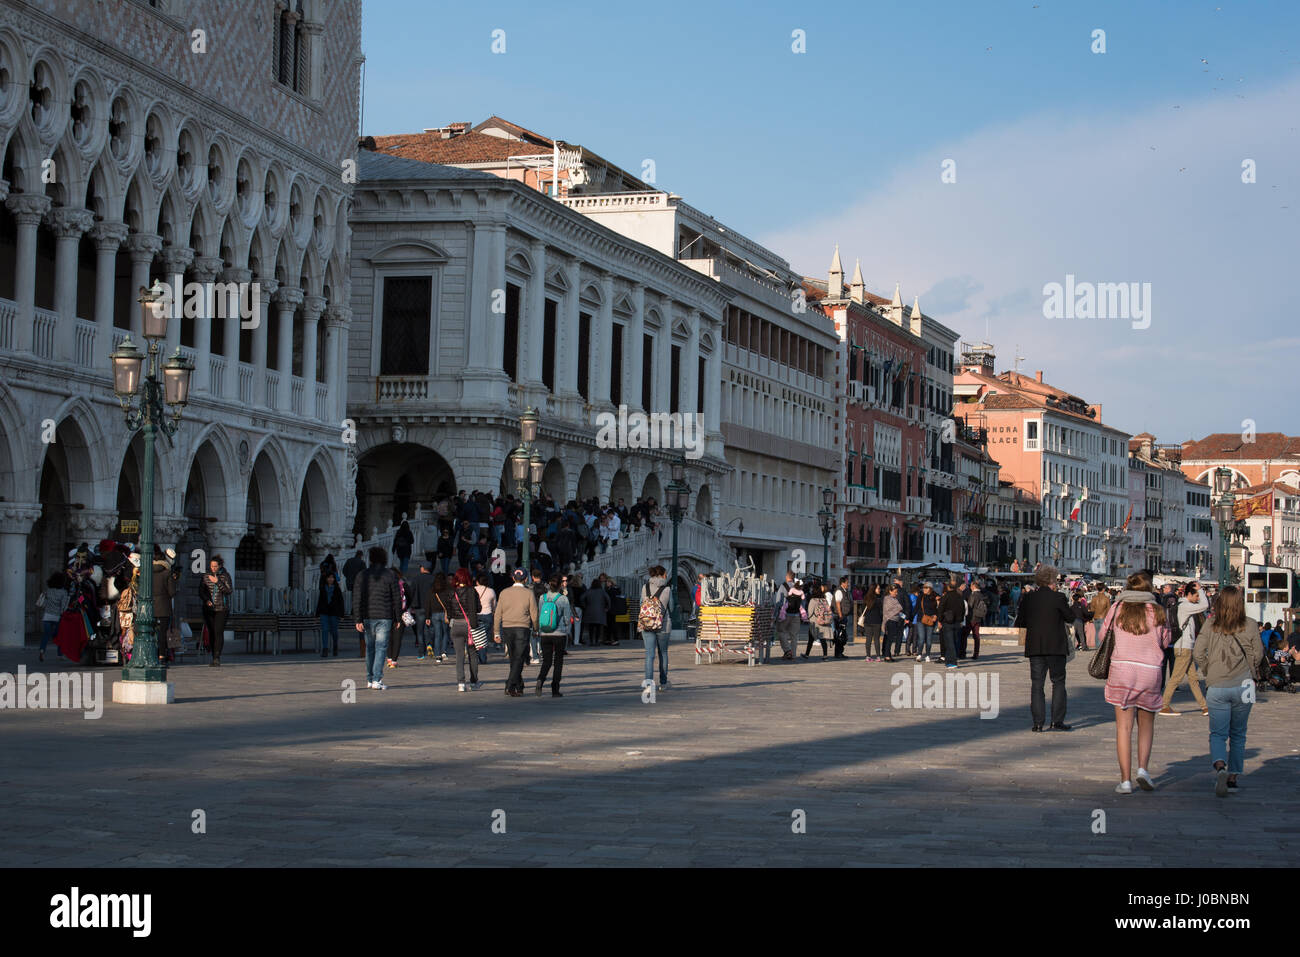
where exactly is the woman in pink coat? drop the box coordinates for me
[1099,570,1172,794]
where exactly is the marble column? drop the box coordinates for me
[462,220,507,406]
[88,221,129,359]
[258,528,300,590]
[221,266,252,395]
[4,194,52,353]
[156,245,194,359]
[322,305,349,425]
[683,308,700,418]
[302,293,325,388]
[273,286,303,412]
[628,282,645,413]
[559,257,581,416]
[190,256,223,394]
[704,316,724,458]
[122,233,162,341]
[49,207,95,360]
[204,521,248,590]
[522,238,547,408]
[656,302,673,413]
[252,279,278,408]
[0,504,44,648]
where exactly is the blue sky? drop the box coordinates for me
[362,0,1300,441]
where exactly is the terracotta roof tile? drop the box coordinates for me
[372,131,552,165]
[1181,432,1300,461]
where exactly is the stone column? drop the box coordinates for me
[49,207,95,359]
[66,509,121,548]
[89,221,129,358]
[593,271,614,410]
[122,233,162,341]
[656,302,673,413]
[190,256,223,395]
[221,266,252,394]
[302,294,325,387]
[273,286,303,411]
[259,528,300,590]
[156,245,194,358]
[4,194,52,353]
[461,221,507,406]
[252,279,278,408]
[704,316,723,457]
[683,308,700,418]
[323,305,349,425]
[559,257,582,416]
[628,282,645,413]
[522,238,547,407]
[0,504,44,648]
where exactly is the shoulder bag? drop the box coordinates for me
[453,589,487,649]
[1088,613,1115,680]
[1228,630,1270,683]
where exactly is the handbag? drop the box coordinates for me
[1088,619,1116,680]
[921,614,937,627]
[166,623,182,649]
[1229,631,1269,683]
[453,590,487,650]
[1064,624,1077,663]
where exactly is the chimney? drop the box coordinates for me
[1035,370,1043,383]
[828,245,844,299]
[849,259,864,303]
[890,282,903,326]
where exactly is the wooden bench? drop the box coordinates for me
[276,615,320,655]
[228,614,279,654]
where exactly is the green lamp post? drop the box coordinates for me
[666,455,690,629]
[109,281,195,686]
[511,407,542,571]
[818,487,834,583]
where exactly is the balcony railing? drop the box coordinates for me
[209,355,226,397]
[315,382,329,421]
[33,308,56,359]
[74,319,96,369]
[238,364,254,405]
[264,370,278,408]
[291,377,305,416]
[0,299,14,350]
[376,375,430,401]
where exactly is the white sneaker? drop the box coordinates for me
[1135,768,1155,791]
[924,656,931,663]
[1215,766,1229,797]
[366,681,376,689]
[915,655,923,662]
[1115,781,1133,794]
[457,683,467,692]
[374,681,388,691]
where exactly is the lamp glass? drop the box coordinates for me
[111,339,144,397]
[676,488,689,512]
[529,453,544,485]
[671,459,685,484]
[519,408,539,444]
[162,350,194,406]
[1263,525,1272,543]
[140,281,169,341]
[510,448,528,482]
[822,487,834,508]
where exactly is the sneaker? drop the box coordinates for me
[1115,781,1133,794]
[946,663,957,670]
[386,659,396,668]
[374,681,388,691]
[1200,708,1210,716]
[1158,707,1178,716]
[1215,766,1229,797]
[915,655,923,662]
[659,681,670,692]
[457,683,467,692]
[1226,778,1239,790]
[924,656,931,663]
[417,654,426,660]
[366,681,376,690]
[471,681,483,691]
[1135,768,1155,791]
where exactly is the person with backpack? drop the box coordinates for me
[493,568,539,696]
[801,582,833,660]
[1193,584,1265,796]
[774,575,807,661]
[1160,581,1210,716]
[1158,583,1180,682]
[354,546,402,691]
[423,572,453,663]
[385,571,415,669]
[638,565,673,690]
[392,519,415,574]
[535,576,572,696]
[962,581,988,660]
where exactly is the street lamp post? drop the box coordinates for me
[666,455,690,629]
[1263,524,1272,567]
[512,408,542,570]
[817,487,834,583]
[1212,467,1247,589]
[109,282,194,691]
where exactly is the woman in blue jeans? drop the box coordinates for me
[1192,586,1265,796]
[639,567,672,691]
[424,572,452,661]
[316,572,345,656]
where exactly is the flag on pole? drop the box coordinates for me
[1068,494,1085,522]
[1121,503,1133,533]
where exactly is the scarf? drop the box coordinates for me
[1115,590,1157,605]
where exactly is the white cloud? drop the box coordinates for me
[763,76,1300,439]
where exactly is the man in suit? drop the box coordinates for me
[1015,564,1073,733]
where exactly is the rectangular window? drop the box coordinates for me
[642,334,653,409]
[502,283,520,382]
[577,312,591,400]
[291,310,303,377]
[697,355,706,415]
[542,299,557,391]
[611,323,624,406]
[380,276,432,375]
[670,344,681,414]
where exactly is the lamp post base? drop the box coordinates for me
[111,680,175,705]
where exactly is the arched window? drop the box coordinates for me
[273,1,311,95]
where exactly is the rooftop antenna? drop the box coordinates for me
[1013,344,1026,375]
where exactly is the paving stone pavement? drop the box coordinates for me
[2,638,1297,867]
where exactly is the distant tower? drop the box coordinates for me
[828,245,844,298]
[890,282,904,326]
[909,296,923,337]
[850,259,865,303]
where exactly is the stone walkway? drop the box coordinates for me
[2,638,1296,866]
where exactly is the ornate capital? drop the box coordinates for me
[89,220,130,252]
[5,193,52,225]
[65,509,120,542]
[157,245,194,273]
[123,232,163,262]
[0,179,9,204]
[190,255,225,283]
[153,515,191,546]
[301,294,327,319]
[221,266,253,286]
[257,527,300,552]
[323,305,351,328]
[48,206,95,239]
[256,278,280,302]
[273,287,304,310]
[0,503,44,536]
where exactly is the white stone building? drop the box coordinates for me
[0,0,362,643]
[347,149,732,580]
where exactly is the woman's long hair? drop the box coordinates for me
[863,585,879,611]
[452,567,472,588]
[1212,585,1247,634]
[1117,571,1165,634]
[1089,590,1111,620]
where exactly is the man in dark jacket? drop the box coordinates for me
[342,550,365,616]
[408,559,436,658]
[354,546,401,691]
[1015,565,1073,732]
[938,576,966,668]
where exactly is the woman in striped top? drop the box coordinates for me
[1100,570,1172,794]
